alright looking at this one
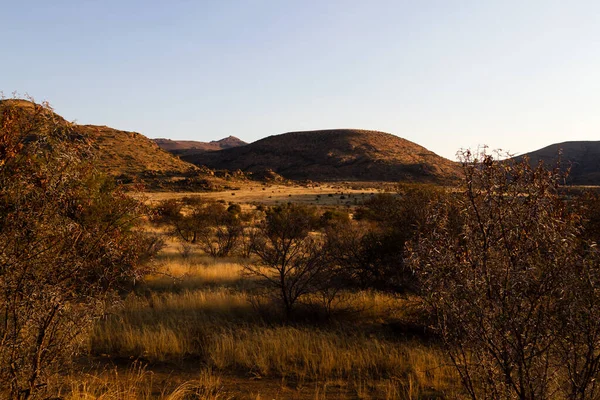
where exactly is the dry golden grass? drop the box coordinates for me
[90,288,254,362]
[61,364,231,400]
[79,226,462,399]
[208,326,455,385]
[147,257,248,291]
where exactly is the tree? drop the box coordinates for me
[412,150,600,399]
[244,204,328,318]
[153,198,244,257]
[0,99,155,399]
[195,201,244,257]
[327,185,444,293]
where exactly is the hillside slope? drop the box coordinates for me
[516,141,600,185]
[78,125,199,178]
[0,99,215,188]
[182,129,461,182]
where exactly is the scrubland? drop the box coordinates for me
[63,235,459,399]
[7,100,600,400]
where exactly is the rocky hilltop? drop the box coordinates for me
[182,129,461,183]
[515,141,600,185]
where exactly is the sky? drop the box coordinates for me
[2,0,600,160]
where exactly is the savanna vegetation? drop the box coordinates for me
[3,99,600,399]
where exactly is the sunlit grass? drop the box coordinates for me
[207,326,455,387]
[90,288,255,361]
[83,236,461,398]
[60,364,231,400]
[145,258,248,291]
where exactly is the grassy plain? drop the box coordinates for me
[64,184,461,399]
[138,182,392,207]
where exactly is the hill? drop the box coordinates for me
[516,141,600,185]
[0,99,223,190]
[77,125,199,179]
[181,129,461,183]
[154,136,247,157]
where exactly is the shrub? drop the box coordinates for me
[412,150,600,399]
[327,186,444,293]
[319,209,350,228]
[155,198,245,258]
[0,100,155,399]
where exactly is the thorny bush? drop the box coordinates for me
[412,150,600,400]
[0,99,156,399]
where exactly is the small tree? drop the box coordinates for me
[327,186,443,293]
[154,198,244,257]
[153,197,205,244]
[244,204,328,318]
[196,202,244,257]
[0,99,155,399]
[412,149,600,400]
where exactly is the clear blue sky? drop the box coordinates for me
[3,0,599,159]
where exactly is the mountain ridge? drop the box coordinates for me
[181,129,462,183]
[154,136,247,155]
[515,140,600,185]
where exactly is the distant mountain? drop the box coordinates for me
[182,129,461,183]
[154,136,247,157]
[515,141,600,185]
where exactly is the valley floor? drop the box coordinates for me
[137,182,395,207]
[62,234,461,399]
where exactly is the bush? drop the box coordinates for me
[154,198,245,257]
[327,186,444,293]
[319,209,350,228]
[0,100,155,399]
[412,150,600,399]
